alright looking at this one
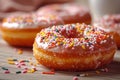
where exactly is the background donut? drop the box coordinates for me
[37,3,91,24]
[0,14,64,47]
[94,14,120,48]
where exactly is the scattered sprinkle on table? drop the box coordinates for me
[7,58,18,61]
[42,71,55,75]
[4,70,10,74]
[2,49,110,77]
[1,67,8,70]
[8,61,15,65]
[73,76,79,80]
[16,71,21,74]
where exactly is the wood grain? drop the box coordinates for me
[0,36,120,80]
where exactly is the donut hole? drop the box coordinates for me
[60,28,82,38]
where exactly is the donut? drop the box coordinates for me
[0,14,64,47]
[94,14,120,48]
[33,23,117,71]
[37,3,91,24]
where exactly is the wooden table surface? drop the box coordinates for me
[0,36,120,80]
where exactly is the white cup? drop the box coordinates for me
[89,0,120,20]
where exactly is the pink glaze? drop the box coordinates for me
[2,14,64,29]
[94,14,120,34]
[35,23,116,54]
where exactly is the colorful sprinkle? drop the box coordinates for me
[22,70,27,73]
[19,60,29,63]
[1,67,8,70]
[27,69,35,73]
[16,65,21,68]
[81,45,85,49]
[42,71,55,75]
[4,70,10,74]
[7,58,18,61]
[16,71,21,74]
[73,76,79,80]
[8,61,15,65]
[36,23,113,51]
[5,55,40,75]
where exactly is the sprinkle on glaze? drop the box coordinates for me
[36,23,114,53]
[94,14,120,34]
[2,14,64,29]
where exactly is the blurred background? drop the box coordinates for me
[0,0,88,21]
[0,0,120,21]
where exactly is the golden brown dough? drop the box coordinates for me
[33,23,116,71]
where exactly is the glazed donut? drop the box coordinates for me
[0,14,64,47]
[94,14,120,48]
[33,23,116,71]
[37,3,91,24]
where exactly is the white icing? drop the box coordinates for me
[94,23,112,32]
[2,23,19,28]
[2,15,63,29]
[2,22,38,29]
[37,17,50,24]
[36,37,49,49]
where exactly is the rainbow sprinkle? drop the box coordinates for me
[36,23,114,52]
[2,14,64,29]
